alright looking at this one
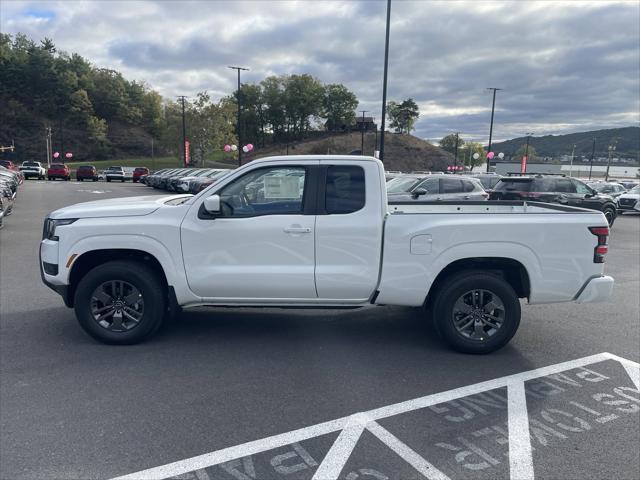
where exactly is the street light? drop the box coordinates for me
[486,87,502,172]
[569,143,576,177]
[228,66,249,166]
[379,0,392,162]
[605,143,616,181]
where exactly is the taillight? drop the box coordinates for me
[589,226,609,263]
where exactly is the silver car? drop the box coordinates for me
[388,175,489,202]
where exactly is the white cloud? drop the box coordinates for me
[1,0,638,143]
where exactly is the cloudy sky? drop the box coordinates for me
[1,0,639,143]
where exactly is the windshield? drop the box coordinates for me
[386,176,421,193]
[22,162,39,167]
[629,186,640,194]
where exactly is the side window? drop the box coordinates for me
[440,177,464,193]
[325,165,365,214]
[218,167,306,217]
[415,177,438,193]
[463,180,476,192]
[556,178,576,193]
[573,180,591,195]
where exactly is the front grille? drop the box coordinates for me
[619,198,636,206]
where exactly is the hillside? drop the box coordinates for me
[247,132,455,171]
[490,127,639,160]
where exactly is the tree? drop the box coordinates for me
[460,142,485,167]
[388,98,419,134]
[439,134,464,156]
[514,144,538,162]
[323,84,357,131]
[283,74,324,138]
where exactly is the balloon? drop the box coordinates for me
[472,153,480,160]
[247,143,254,151]
[65,152,73,158]
[498,152,505,159]
[231,144,238,151]
[487,152,495,160]
[53,152,60,158]
[242,146,249,153]
[223,145,231,152]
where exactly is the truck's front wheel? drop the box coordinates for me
[432,271,521,354]
[74,261,165,344]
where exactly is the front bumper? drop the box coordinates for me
[39,241,72,307]
[575,275,614,304]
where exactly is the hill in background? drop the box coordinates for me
[247,132,455,171]
[490,127,639,160]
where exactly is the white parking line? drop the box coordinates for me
[112,352,639,480]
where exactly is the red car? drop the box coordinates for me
[47,163,71,181]
[133,167,149,183]
[76,165,98,182]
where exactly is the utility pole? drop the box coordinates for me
[569,144,576,177]
[151,138,155,171]
[486,87,502,172]
[45,126,52,167]
[379,0,392,162]
[228,66,249,166]
[453,132,459,171]
[588,137,596,180]
[177,96,187,167]
[524,133,533,161]
[605,140,617,181]
[360,110,368,155]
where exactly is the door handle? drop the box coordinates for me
[284,226,311,234]
[464,195,470,200]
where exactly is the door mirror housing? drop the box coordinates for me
[412,188,428,198]
[204,195,221,214]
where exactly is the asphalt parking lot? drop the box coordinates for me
[1,180,639,480]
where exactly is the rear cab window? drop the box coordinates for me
[325,165,365,214]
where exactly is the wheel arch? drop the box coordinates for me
[68,249,169,308]
[425,257,531,307]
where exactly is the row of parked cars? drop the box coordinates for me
[0,161,23,228]
[141,167,231,194]
[384,171,639,226]
[5,160,151,183]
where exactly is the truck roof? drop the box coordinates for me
[250,154,382,165]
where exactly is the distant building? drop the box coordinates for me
[325,115,377,132]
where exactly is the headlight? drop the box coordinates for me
[42,217,77,241]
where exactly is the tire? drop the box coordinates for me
[93,178,97,182]
[78,178,83,182]
[133,179,138,183]
[431,271,521,354]
[106,178,111,182]
[74,260,166,344]
[603,207,616,227]
[121,179,125,183]
[66,177,70,181]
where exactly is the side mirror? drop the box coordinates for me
[412,188,428,198]
[203,194,221,214]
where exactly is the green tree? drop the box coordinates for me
[514,144,538,161]
[323,84,358,131]
[283,74,324,138]
[460,142,485,167]
[388,98,419,134]
[439,134,464,155]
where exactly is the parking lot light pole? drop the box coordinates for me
[524,132,533,163]
[454,132,459,170]
[228,66,249,166]
[486,87,502,172]
[605,144,616,181]
[569,144,576,177]
[379,0,391,163]
[588,137,596,180]
[177,96,187,167]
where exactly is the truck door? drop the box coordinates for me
[180,164,318,300]
[314,162,384,301]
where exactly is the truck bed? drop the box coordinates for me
[388,200,598,215]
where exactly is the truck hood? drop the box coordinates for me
[50,194,192,219]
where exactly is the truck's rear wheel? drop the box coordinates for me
[74,261,165,344]
[432,271,521,354]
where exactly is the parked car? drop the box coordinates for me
[188,169,232,193]
[47,163,71,181]
[20,161,46,180]
[388,176,489,202]
[617,185,640,214]
[156,169,191,190]
[167,169,211,191]
[386,174,425,194]
[132,167,149,183]
[0,180,15,216]
[0,160,20,172]
[105,166,126,182]
[619,180,639,190]
[588,181,627,199]
[76,165,98,182]
[490,175,618,226]
[0,167,20,195]
[40,156,614,353]
[470,173,503,193]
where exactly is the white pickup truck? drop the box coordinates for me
[40,156,614,353]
